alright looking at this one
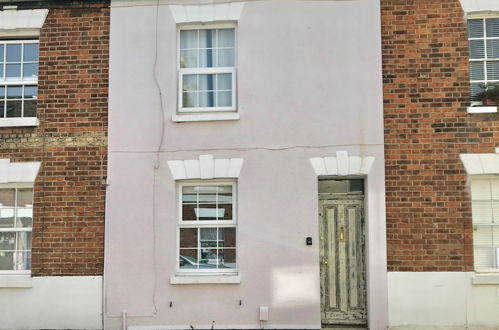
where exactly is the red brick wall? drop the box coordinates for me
[382,0,499,271]
[0,3,109,276]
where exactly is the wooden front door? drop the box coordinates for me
[319,198,367,326]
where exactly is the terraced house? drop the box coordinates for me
[1,0,498,329]
[0,1,109,328]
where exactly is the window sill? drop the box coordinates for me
[467,105,498,114]
[472,272,499,285]
[0,117,39,127]
[0,274,32,288]
[172,112,240,123]
[170,274,240,285]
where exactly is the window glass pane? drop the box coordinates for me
[0,189,15,207]
[182,75,198,92]
[182,186,197,203]
[182,204,197,221]
[196,204,219,220]
[0,208,14,228]
[218,48,235,67]
[220,248,236,269]
[24,86,37,99]
[0,65,3,80]
[23,43,38,62]
[217,203,233,220]
[200,228,217,247]
[493,180,499,199]
[6,64,21,80]
[6,44,21,62]
[473,201,493,224]
[0,251,14,270]
[198,74,215,91]
[17,189,33,207]
[198,91,215,107]
[6,100,22,117]
[180,49,197,68]
[218,29,235,48]
[180,30,198,49]
[470,61,485,80]
[486,61,499,80]
[487,39,499,59]
[0,232,16,251]
[217,74,232,90]
[217,91,232,107]
[493,201,499,224]
[475,245,494,269]
[182,91,198,108]
[0,44,3,62]
[469,40,485,59]
[180,228,197,248]
[348,179,365,194]
[468,19,484,38]
[23,100,36,117]
[486,18,499,38]
[218,185,232,203]
[199,29,216,49]
[471,82,484,100]
[14,251,31,270]
[23,63,38,80]
[16,231,31,251]
[200,248,218,266]
[0,103,4,118]
[179,249,199,269]
[219,227,236,248]
[7,86,22,99]
[16,208,32,228]
[0,87,3,98]
[199,49,216,68]
[197,186,217,203]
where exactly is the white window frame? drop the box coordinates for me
[177,23,237,114]
[0,39,39,125]
[0,182,33,276]
[176,180,238,275]
[468,17,499,100]
[470,176,499,273]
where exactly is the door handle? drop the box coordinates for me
[339,226,345,242]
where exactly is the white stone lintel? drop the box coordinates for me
[168,154,243,180]
[310,151,375,177]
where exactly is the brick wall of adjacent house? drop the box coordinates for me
[382,0,499,271]
[0,2,109,276]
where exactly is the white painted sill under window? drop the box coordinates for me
[0,117,39,127]
[170,274,240,285]
[467,105,498,114]
[472,272,499,285]
[0,274,32,288]
[172,112,240,123]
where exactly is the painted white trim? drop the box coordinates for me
[168,154,243,180]
[0,117,39,127]
[310,151,375,176]
[0,159,41,183]
[170,3,244,23]
[0,9,48,36]
[172,112,239,122]
[459,0,499,14]
[472,273,499,285]
[460,153,499,175]
[467,106,498,114]
[170,274,240,284]
[0,274,32,288]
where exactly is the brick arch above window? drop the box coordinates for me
[168,154,243,180]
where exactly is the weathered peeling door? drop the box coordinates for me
[319,198,366,326]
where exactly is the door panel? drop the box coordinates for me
[320,199,366,325]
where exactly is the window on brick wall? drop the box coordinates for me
[0,187,33,274]
[468,18,499,101]
[177,181,237,273]
[471,178,499,271]
[178,25,237,113]
[0,40,39,119]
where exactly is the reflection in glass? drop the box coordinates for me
[6,44,21,62]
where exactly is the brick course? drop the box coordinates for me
[0,2,109,276]
[382,0,499,271]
